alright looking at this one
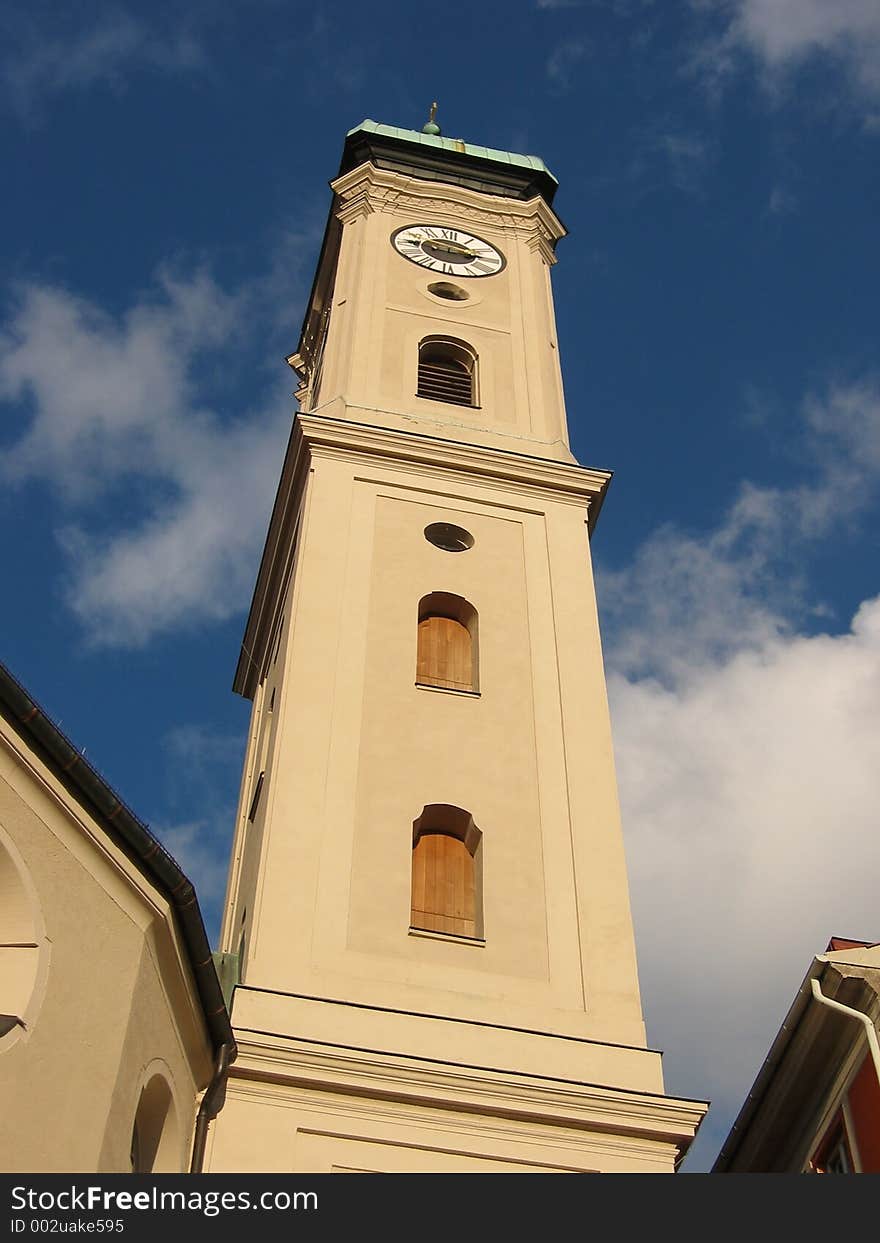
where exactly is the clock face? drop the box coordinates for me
[391,225,505,278]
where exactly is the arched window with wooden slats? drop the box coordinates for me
[417,337,477,407]
[416,593,478,692]
[410,805,483,939]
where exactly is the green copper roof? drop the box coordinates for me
[346,119,558,188]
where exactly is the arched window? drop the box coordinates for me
[417,337,477,407]
[411,805,483,939]
[416,592,478,692]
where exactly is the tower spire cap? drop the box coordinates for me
[421,101,441,136]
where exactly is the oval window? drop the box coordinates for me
[427,281,469,302]
[424,522,474,553]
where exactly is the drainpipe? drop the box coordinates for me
[810,977,880,1087]
[189,1041,234,1173]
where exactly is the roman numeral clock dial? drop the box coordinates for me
[391,225,505,277]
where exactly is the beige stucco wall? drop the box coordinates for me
[226,442,646,1050]
[0,722,212,1172]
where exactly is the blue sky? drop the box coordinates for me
[2,1,879,1172]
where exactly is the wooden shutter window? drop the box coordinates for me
[411,832,476,938]
[417,615,472,691]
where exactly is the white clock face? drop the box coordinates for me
[391,225,505,278]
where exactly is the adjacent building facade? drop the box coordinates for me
[714,938,880,1173]
[0,662,233,1173]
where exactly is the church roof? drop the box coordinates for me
[340,119,560,206]
[347,119,557,181]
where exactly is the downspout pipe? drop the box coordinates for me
[810,977,880,1089]
[190,1041,234,1173]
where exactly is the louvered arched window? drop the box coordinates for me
[417,337,477,407]
[416,593,478,692]
[411,805,483,939]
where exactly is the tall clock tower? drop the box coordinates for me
[207,118,707,1173]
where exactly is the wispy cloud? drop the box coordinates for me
[603,378,880,681]
[546,40,590,91]
[0,253,308,646]
[656,131,711,192]
[2,8,205,120]
[155,722,247,934]
[693,0,880,115]
[158,818,233,919]
[766,184,798,215]
[599,374,880,1164]
[626,124,714,196]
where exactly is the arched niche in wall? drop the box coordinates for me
[130,1068,182,1173]
[0,824,49,1052]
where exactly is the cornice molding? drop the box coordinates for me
[297,413,609,505]
[330,162,565,265]
[228,1030,706,1154]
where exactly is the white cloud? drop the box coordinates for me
[2,9,205,119]
[601,378,880,682]
[546,40,590,90]
[611,594,880,1166]
[599,376,880,1166]
[59,421,286,646]
[1,273,238,494]
[733,0,880,81]
[695,0,880,111]
[0,268,292,647]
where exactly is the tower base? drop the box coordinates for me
[205,989,707,1173]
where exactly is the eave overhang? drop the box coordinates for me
[713,950,880,1171]
[340,119,559,207]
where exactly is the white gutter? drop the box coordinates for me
[810,977,880,1088]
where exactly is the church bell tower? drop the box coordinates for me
[207,116,707,1173]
